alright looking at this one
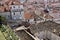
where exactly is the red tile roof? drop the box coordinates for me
[24,11,34,20]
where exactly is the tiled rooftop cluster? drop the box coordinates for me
[23,0,60,19]
[0,0,21,12]
[0,0,60,20]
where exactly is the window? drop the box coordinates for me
[20,12,21,14]
[13,6,15,8]
[21,9,24,12]
[14,13,15,15]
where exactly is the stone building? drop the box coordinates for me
[10,5,24,20]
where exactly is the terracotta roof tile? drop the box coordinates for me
[24,11,34,20]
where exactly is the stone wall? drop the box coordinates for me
[34,31,60,40]
[47,31,60,40]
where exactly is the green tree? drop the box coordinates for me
[0,16,6,25]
